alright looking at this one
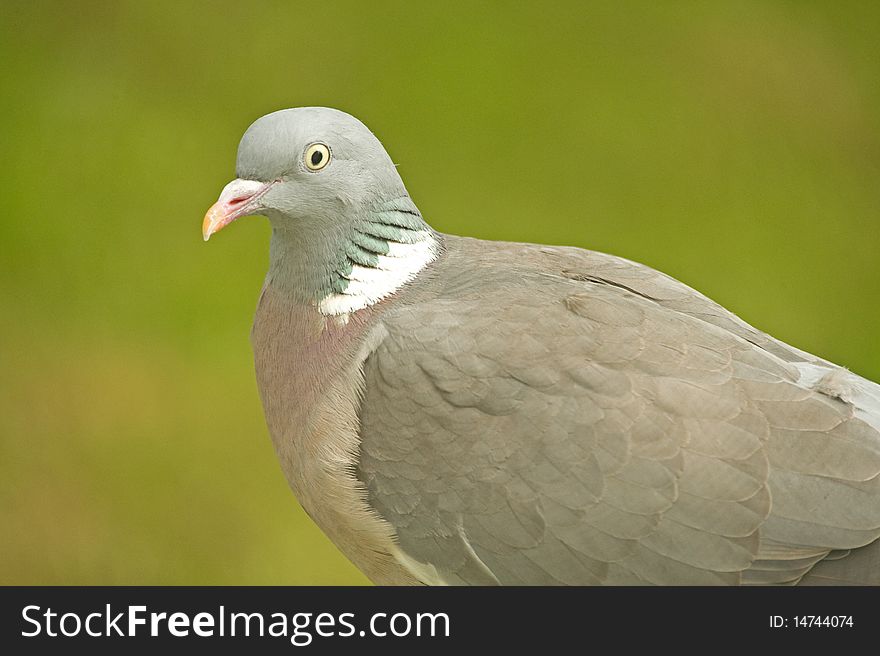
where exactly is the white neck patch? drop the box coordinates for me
[318,231,439,316]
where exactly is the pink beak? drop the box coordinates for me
[202,179,273,241]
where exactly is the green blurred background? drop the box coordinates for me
[1,1,878,585]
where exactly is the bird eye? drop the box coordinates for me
[304,143,331,171]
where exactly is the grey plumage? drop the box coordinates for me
[204,107,880,585]
[357,239,880,585]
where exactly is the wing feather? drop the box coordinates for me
[355,237,880,584]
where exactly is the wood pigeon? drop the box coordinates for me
[202,107,880,585]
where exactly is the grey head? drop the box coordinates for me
[203,107,438,314]
[237,107,409,223]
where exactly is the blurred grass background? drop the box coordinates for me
[1,0,878,584]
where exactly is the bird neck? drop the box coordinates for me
[266,196,440,315]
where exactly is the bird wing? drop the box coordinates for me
[355,237,880,584]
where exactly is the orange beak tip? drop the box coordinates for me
[202,202,225,242]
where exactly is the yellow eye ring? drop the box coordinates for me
[304,143,331,171]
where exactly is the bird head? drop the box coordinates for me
[202,107,408,241]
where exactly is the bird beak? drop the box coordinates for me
[202,178,273,241]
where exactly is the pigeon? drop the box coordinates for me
[202,107,880,585]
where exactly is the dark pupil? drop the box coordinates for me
[310,149,324,166]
